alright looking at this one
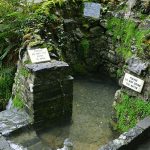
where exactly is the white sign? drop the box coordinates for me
[28,48,50,63]
[123,73,144,93]
[84,2,101,19]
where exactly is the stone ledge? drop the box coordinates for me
[25,61,69,72]
[137,116,150,130]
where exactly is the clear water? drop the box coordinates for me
[39,76,119,150]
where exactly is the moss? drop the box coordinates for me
[24,60,32,64]
[13,94,24,109]
[19,67,29,78]
[116,68,123,78]
[114,93,150,132]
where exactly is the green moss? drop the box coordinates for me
[114,93,150,132]
[107,17,150,59]
[80,38,90,58]
[13,94,24,109]
[19,67,29,78]
[116,68,123,78]
[24,60,32,64]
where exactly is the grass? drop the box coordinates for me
[114,93,150,132]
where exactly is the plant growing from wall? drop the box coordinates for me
[0,66,15,110]
[13,94,24,109]
[107,17,150,59]
[19,67,30,78]
[114,93,150,132]
[116,68,123,78]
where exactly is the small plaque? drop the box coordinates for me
[28,48,50,63]
[123,73,144,93]
[84,2,101,19]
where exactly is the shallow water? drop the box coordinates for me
[39,76,119,150]
[136,139,150,150]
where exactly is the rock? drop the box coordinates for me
[0,135,13,150]
[126,56,149,75]
[8,141,27,150]
[74,28,84,38]
[63,19,77,32]
[139,19,150,30]
[114,90,122,100]
[89,26,105,36]
[57,138,73,150]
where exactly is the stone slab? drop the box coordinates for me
[26,61,69,72]
[137,116,150,130]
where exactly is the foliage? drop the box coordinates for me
[80,38,90,58]
[0,0,33,66]
[13,94,24,109]
[114,93,150,132]
[0,66,15,110]
[0,0,67,66]
[107,17,150,59]
[116,68,123,78]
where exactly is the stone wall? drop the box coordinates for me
[61,6,121,76]
[12,51,73,130]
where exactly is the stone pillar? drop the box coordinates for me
[27,61,73,130]
[13,59,73,131]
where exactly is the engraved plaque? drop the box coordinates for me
[123,73,144,93]
[28,48,50,63]
[84,2,101,19]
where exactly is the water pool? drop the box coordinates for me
[39,76,119,150]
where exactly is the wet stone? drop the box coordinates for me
[0,110,32,136]
[0,135,13,150]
